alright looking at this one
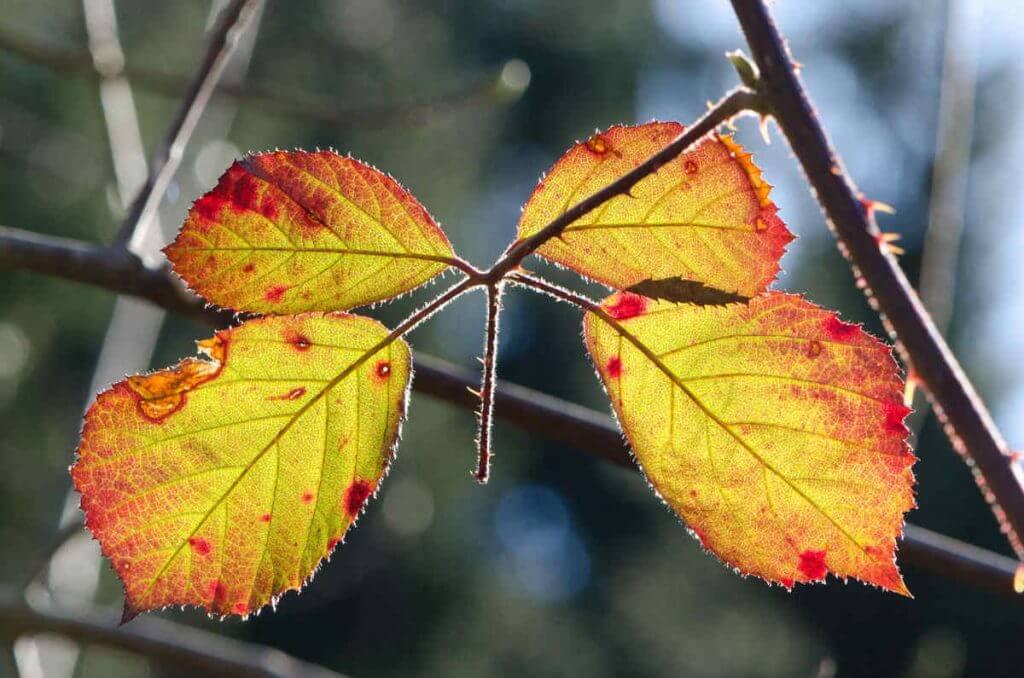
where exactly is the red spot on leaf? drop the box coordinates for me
[345,479,373,517]
[259,194,279,220]
[259,513,272,523]
[585,134,609,155]
[285,330,312,352]
[781,577,794,588]
[264,285,289,303]
[188,537,211,556]
[233,602,248,615]
[268,387,307,401]
[606,293,647,320]
[242,263,255,273]
[374,360,391,382]
[328,536,340,550]
[193,194,228,222]
[233,174,260,212]
[606,356,622,378]
[806,340,822,358]
[798,549,827,580]
[302,491,315,504]
[213,580,228,603]
[883,401,911,436]
[822,315,859,341]
[684,159,698,175]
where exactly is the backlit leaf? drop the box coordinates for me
[165,152,457,314]
[583,291,914,592]
[516,123,793,297]
[73,313,411,618]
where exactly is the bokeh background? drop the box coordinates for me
[2,0,1024,676]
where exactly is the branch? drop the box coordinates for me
[729,0,1024,558]
[4,227,1018,600]
[0,24,528,130]
[0,225,231,326]
[0,590,346,677]
[111,0,260,248]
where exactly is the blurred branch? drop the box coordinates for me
[110,0,260,248]
[0,225,232,326]
[0,23,529,130]
[0,590,347,677]
[729,0,1024,559]
[2,226,1021,601]
[919,0,978,335]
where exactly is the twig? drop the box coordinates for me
[474,283,503,483]
[729,0,1024,557]
[111,0,260,248]
[0,589,346,677]
[0,24,528,130]
[4,227,1019,600]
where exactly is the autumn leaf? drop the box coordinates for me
[583,291,915,592]
[72,313,411,619]
[165,152,458,314]
[516,123,793,297]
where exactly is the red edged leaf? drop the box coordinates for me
[73,313,411,618]
[165,152,457,314]
[516,123,793,296]
[583,291,915,593]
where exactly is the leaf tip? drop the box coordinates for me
[120,603,140,626]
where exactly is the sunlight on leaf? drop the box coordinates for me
[165,152,457,314]
[516,123,793,296]
[583,291,915,593]
[73,313,411,618]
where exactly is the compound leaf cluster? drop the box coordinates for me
[73,121,914,621]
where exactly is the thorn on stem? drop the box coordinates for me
[860,195,896,219]
[875,232,905,256]
[758,114,771,144]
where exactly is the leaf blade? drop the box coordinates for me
[583,291,915,592]
[516,124,793,296]
[165,152,457,314]
[73,313,411,618]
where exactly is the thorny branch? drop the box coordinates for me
[729,0,1024,559]
[474,282,504,483]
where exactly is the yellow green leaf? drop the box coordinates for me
[72,313,410,618]
[165,152,457,314]
[583,291,915,592]
[516,123,793,296]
